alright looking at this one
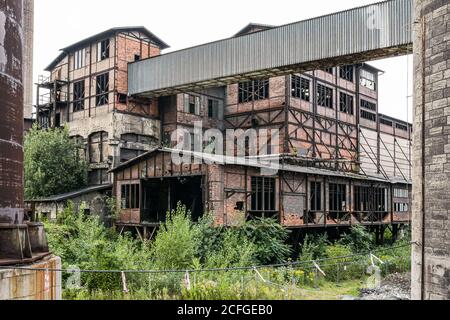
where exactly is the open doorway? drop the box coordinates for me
[141,176,204,224]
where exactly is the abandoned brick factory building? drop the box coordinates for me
[33,23,412,239]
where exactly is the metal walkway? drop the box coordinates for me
[128,0,413,97]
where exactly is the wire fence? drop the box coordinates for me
[0,243,413,300]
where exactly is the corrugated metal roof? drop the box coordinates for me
[129,0,413,97]
[29,184,112,203]
[110,147,409,184]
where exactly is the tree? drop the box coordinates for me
[24,124,88,199]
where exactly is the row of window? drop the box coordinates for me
[393,188,409,198]
[73,39,110,70]
[310,183,389,212]
[72,72,110,111]
[119,179,408,214]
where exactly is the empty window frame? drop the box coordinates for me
[329,183,347,212]
[238,79,269,103]
[310,181,322,211]
[339,65,354,82]
[361,110,376,122]
[396,123,408,131]
[97,39,110,61]
[354,186,387,212]
[208,99,220,119]
[322,67,334,74]
[184,94,201,115]
[292,75,310,101]
[317,84,333,108]
[73,80,85,112]
[96,73,109,106]
[121,184,140,209]
[360,99,377,111]
[339,92,354,115]
[393,188,409,198]
[251,177,276,212]
[89,131,108,163]
[380,118,393,127]
[74,48,86,70]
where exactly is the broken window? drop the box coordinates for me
[88,169,108,185]
[360,69,376,90]
[96,73,109,106]
[97,39,110,61]
[74,48,86,70]
[73,80,85,112]
[121,133,154,145]
[251,177,276,212]
[134,54,141,62]
[71,135,86,160]
[380,118,393,127]
[238,79,269,103]
[208,99,220,119]
[89,131,108,163]
[317,84,333,108]
[117,93,127,104]
[310,181,322,211]
[393,188,408,198]
[396,123,408,131]
[322,67,334,74]
[339,92,354,115]
[360,99,376,111]
[339,65,354,82]
[329,183,347,212]
[291,75,310,101]
[394,203,409,212]
[120,148,145,163]
[121,184,140,209]
[184,94,200,115]
[360,110,376,122]
[354,186,387,212]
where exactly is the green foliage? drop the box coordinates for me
[24,124,88,199]
[46,202,412,300]
[298,233,329,262]
[45,202,152,293]
[150,204,200,270]
[339,225,374,253]
[242,217,292,264]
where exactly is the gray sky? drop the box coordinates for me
[34,0,413,122]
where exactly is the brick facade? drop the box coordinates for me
[412,0,450,300]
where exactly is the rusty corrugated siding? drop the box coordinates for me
[0,0,25,224]
[128,0,413,96]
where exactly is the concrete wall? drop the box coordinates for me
[0,255,62,300]
[412,0,450,300]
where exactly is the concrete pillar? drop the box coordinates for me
[412,0,450,300]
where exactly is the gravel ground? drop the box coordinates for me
[358,273,411,300]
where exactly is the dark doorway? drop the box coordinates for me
[141,176,204,223]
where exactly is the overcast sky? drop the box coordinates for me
[34,0,413,122]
